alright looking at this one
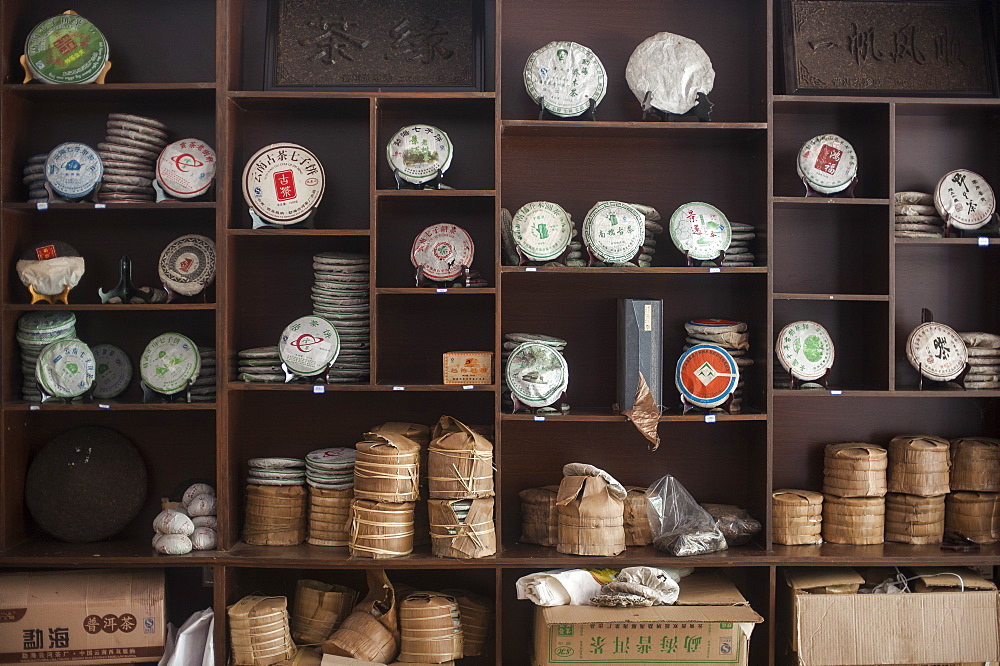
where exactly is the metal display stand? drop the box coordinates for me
[141,381,195,404]
[537,96,598,121]
[641,91,713,122]
[680,391,735,415]
[27,283,72,305]
[393,168,446,190]
[153,179,215,204]
[802,176,858,198]
[281,362,334,385]
[37,382,95,404]
[940,211,998,238]
[415,264,473,288]
[250,208,317,229]
[98,255,166,304]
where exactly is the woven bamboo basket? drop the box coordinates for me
[427,416,495,499]
[290,580,358,645]
[440,589,491,658]
[772,489,823,545]
[323,611,399,663]
[427,498,496,559]
[887,435,950,496]
[354,432,421,502]
[822,443,887,497]
[556,475,625,556]
[950,437,1000,492]
[519,486,559,546]
[945,491,1000,544]
[397,592,463,663]
[307,487,353,547]
[349,499,415,559]
[822,495,884,545]
[228,595,296,666]
[624,486,653,546]
[884,492,945,544]
[244,484,307,546]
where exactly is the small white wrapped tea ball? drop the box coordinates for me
[191,515,217,529]
[190,527,217,550]
[187,494,217,517]
[182,483,215,507]
[154,534,193,555]
[153,509,194,536]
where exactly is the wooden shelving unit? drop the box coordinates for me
[0,1,997,664]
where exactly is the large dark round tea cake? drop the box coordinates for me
[25,426,147,542]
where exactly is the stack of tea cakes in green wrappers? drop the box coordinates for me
[17,311,78,401]
[312,252,370,383]
[682,319,752,412]
[237,346,282,383]
[191,346,216,402]
[895,191,944,239]
[958,332,1000,389]
[502,332,570,413]
[98,113,170,204]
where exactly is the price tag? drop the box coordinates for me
[36,202,48,211]
[462,385,474,390]
[393,386,405,391]
[98,403,110,409]
[708,267,721,274]
[979,236,989,247]
[313,385,325,394]
[830,390,843,395]
[29,405,40,411]
[436,288,448,293]
[94,203,106,209]
[525,267,537,272]
[534,415,545,421]
[704,414,717,423]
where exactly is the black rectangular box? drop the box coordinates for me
[617,299,663,413]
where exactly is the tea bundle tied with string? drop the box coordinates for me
[884,492,945,545]
[307,486,353,547]
[773,489,823,546]
[323,569,399,663]
[397,592,463,663]
[440,588,491,658]
[556,463,626,556]
[428,497,496,559]
[519,486,559,546]
[354,431,421,502]
[290,579,358,645]
[946,491,999,544]
[887,434,950,496]
[950,437,1000,492]
[350,498,415,559]
[228,595,296,666]
[427,415,495,499]
[822,494,885,545]
[624,486,653,546]
[823,443,887,498]
[244,484,307,546]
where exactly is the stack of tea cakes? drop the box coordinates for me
[311,252,370,383]
[958,332,1000,389]
[237,346,284,384]
[17,311,78,401]
[895,192,944,239]
[97,113,170,204]
[682,319,752,412]
[22,153,50,203]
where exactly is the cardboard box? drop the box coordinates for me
[785,567,999,666]
[442,351,493,385]
[0,569,165,665]
[533,571,761,665]
[617,299,663,413]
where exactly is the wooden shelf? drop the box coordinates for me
[227,228,369,236]
[4,202,216,211]
[226,542,497,568]
[501,119,767,137]
[374,189,496,197]
[501,410,767,422]
[0,535,222,566]
[4,303,216,311]
[774,94,1000,106]
[771,196,890,206]
[500,266,768,274]
[4,401,215,412]
[227,383,496,392]
[774,388,1000,398]
[896,236,999,245]
[770,542,1000,565]
[376,287,496,295]
[772,293,890,302]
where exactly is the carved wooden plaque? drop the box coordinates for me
[268,0,482,90]
[782,0,996,95]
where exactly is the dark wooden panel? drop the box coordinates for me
[772,204,889,294]
[501,272,769,413]
[376,195,495,287]
[773,103,890,198]
[377,98,495,190]
[499,0,766,122]
[231,98,370,230]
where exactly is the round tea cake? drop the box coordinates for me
[91,343,132,399]
[35,338,96,398]
[411,223,475,281]
[523,41,607,117]
[45,143,102,198]
[156,138,217,199]
[776,321,835,381]
[582,201,645,263]
[158,234,216,297]
[140,333,200,395]
[626,32,715,114]
[511,201,573,261]
[669,202,732,261]
[25,426,146,543]
[505,341,568,408]
[675,344,740,408]
[279,315,340,377]
[386,124,453,185]
[906,322,968,382]
[796,134,858,195]
[242,143,325,225]
[25,13,109,84]
[934,169,995,230]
